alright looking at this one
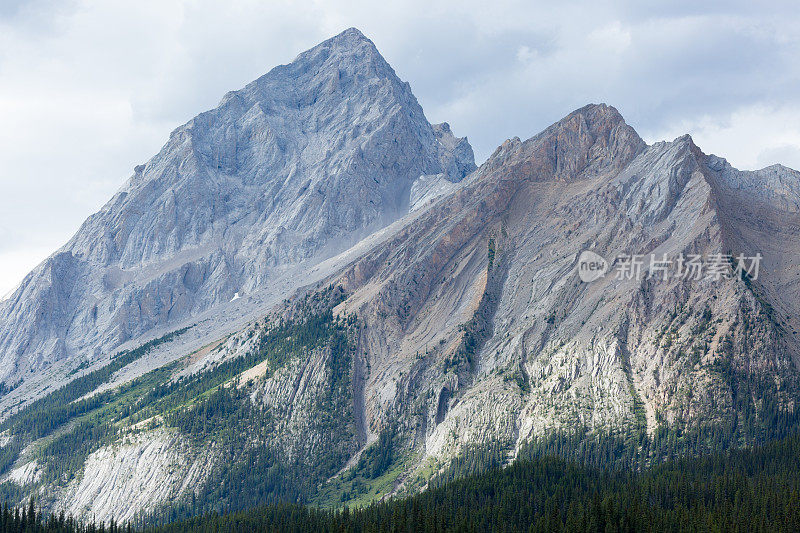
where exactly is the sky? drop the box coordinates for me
[1,0,799,296]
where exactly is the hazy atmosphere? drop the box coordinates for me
[1,0,799,295]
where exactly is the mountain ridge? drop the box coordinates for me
[0,28,799,525]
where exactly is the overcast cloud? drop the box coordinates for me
[1,0,799,295]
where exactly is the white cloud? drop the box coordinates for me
[588,21,632,53]
[0,0,799,294]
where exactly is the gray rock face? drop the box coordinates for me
[0,28,475,383]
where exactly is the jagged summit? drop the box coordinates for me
[222,27,397,109]
[294,27,382,63]
[0,29,475,388]
[292,27,375,58]
[481,102,646,182]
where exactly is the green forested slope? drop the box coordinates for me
[141,432,800,533]
[4,430,800,532]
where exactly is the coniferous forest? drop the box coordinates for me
[3,431,800,532]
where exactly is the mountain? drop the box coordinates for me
[0,28,475,400]
[0,30,799,525]
[332,103,800,470]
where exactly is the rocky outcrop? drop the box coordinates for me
[60,430,214,523]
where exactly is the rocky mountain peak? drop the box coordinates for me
[293,27,384,66]
[0,29,475,387]
[480,103,646,183]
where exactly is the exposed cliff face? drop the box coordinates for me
[60,430,215,523]
[331,104,800,469]
[0,27,475,385]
